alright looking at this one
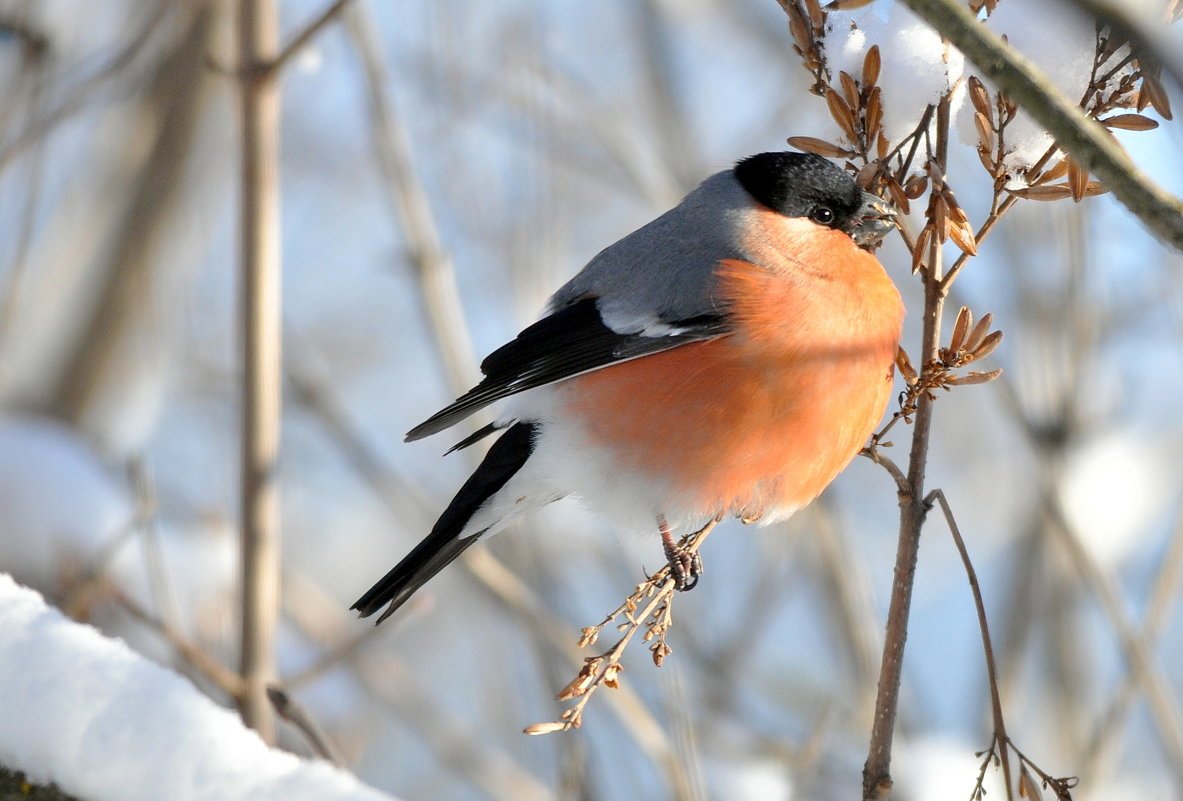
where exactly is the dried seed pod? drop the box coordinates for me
[1067,158,1088,202]
[524,721,567,735]
[865,86,883,141]
[877,130,889,159]
[863,45,881,88]
[896,347,918,386]
[886,179,910,215]
[931,193,950,243]
[964,312,994,351]
[911,227,931,274]
[926,159,945,187]
[947,216,979,256]
[651,641,672,666]
[804,0,826,30]
[903,174,928,199]
[1018,765,1044,801]
[825,87,859,142]
[556,675,593,700]
[944,192,970,226]
[855,160,881,190]
[786,136,854,158]
[557,660,600,699]
[1040,158,1070,183]
[787,6,813,55]
[1137,75,1172,119]
[971,329,1003,362]
[968,75,992,119]
[826,0,878,8]
[840,71,861,110]
[949,307,972,353]
[976,146,996,175]
[999,89,1017,117]
[1012,184,1074,200]
[974,111,995,153]
[946,368,1003,386]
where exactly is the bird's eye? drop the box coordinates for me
[810,206,836,225]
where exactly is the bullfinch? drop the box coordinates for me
[353,151,903,624]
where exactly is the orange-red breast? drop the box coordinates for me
[354,151,903,623]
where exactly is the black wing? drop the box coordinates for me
[405,296,730,442]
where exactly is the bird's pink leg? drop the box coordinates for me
[659,516,703,591]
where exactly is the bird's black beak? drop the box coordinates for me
[851,192,897,248]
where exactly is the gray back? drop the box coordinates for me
[547,170,752,333]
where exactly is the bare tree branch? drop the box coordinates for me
[237,0,283,744]
[272,0,357,75]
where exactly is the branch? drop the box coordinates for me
[899,0,1183,252]
[928,489,1014,799]
[861,94,954,801]
[117,592,245,698]
[267,686,344,765]
[237,0,283,743]
[272,0,357,74]
[343,1,482,400]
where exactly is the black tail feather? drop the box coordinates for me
[352,422,537,624]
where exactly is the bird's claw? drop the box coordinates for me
[664,540,703,592]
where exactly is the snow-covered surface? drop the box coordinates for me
[830,2,966,145]
[0,573,398,801]
[826,0,1156,173]
[982,0,1107,170]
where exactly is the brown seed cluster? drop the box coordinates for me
[789,43,888,165]
[971,736,1078,801]
[781,0,830,94]
[525,520,719,736]
[1006,24,1170,202]
[892,307,1003,425]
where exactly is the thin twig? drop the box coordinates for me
[272,0,357,75]
[117,592,244,698]
[928,489,1014,800]
[1080,502,1183,780]
[343,1,481,400]
[237,0,282,743]
[280,574,555,801]
[267,685,345,765]
[0,4,170,175]
[1043,491,1183,782]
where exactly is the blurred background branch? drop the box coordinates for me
[237,0,282,743]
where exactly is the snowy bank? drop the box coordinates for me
[0,574,397,801]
